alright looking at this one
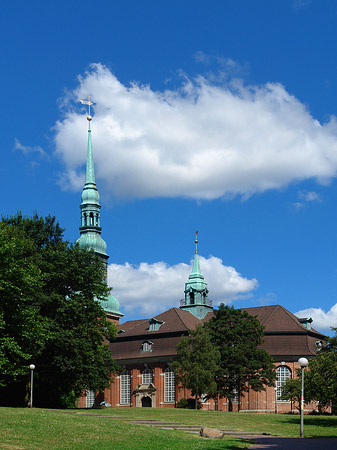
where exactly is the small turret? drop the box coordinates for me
[180,231,213,319]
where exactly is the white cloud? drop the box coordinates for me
[108,255,258,317]
[14,138,45,156]
[295,304,337,333]
[293,190,321,210]
[55,63,337,200]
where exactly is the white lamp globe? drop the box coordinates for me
[29,364,35,370]
[298,357,308,368]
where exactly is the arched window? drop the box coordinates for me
[89,212,94,225]
[142,368,153,384]
[276,366,291,400]
[120,370,131,405]
[164,368,175,402]
[189,292,195,305]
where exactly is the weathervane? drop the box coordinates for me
[79,96,93,119]
[195,230,198,253]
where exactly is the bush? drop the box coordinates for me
[176,398,201,409]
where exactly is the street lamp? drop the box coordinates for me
[298,357,308,438]
[29,364,35,408]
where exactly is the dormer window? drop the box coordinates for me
[148,318,164,331]
[142,341,153,352]
[117,329,125,334]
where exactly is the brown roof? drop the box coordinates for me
[242,304,325,337]
[111,304,326,362]
[117,307,202,337]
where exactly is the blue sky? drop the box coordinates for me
[3,0,337,334]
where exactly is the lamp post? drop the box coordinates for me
[29,364,35,408]
[298,357,308,438]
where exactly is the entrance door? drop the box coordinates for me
[141,396,152,407]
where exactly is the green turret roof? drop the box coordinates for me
[180,232,213,319]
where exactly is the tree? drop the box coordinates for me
[206,304,276,410]
[302,330,337,413]
[0,213,119,407]
[172,325,220,408]
[280,377,302,411]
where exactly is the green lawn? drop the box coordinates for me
[78,407,337,438]
[1,407,337,450]
[0,408,249,450]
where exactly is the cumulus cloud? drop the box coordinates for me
[55,63,337,200]
[295,304,337,333]
[108,255,258,317]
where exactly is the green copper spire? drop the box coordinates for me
[77,101,107,259]
[180,231,213,319]
[76,98,123,320]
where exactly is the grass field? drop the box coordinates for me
[1,407,337,450]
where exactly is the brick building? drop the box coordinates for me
[77,108,325,411]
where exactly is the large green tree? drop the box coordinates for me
[206,304,276,410]
[172,324,220,408]
[0,213,119,407]
[302,329,337,413]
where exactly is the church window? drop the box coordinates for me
[142,368,153,384]
[95,213,99,226]
[83,213,87,226]
[189,292,195,305]
[89,212,94,225]
[164,368,175,402]
[120,370,131,405]
[276,366,291,400]
[85,389,95,408]
[142,341,152,352]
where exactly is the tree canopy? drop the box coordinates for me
[0,213,119,407]
[206,304,276,410]
[172,324,220,408]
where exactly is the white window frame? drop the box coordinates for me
[120,370,131,405]
[276,366,291,401]
[142,368,153,384]
[85,389,95,408]
[164,368,175,403]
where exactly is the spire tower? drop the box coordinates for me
[77,99,123,322]
[180,231,213,319]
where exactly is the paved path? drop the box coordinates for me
[248,436,337,449]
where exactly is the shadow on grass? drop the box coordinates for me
[285,416,337,428]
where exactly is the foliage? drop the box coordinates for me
[279,375,304,411]
[176,397,202,409]
[303,330,337,413]
[172,324,220,408]
[206,304,276,410]
[0,213,119,407]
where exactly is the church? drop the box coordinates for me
[77,105,326,412]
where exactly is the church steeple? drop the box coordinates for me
[76,99,123,322]
[77,100,108,264]
[180,231,213,319]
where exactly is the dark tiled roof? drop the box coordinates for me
[110,334,182,360]
[117,307,201,337]
[112,304,325,361]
